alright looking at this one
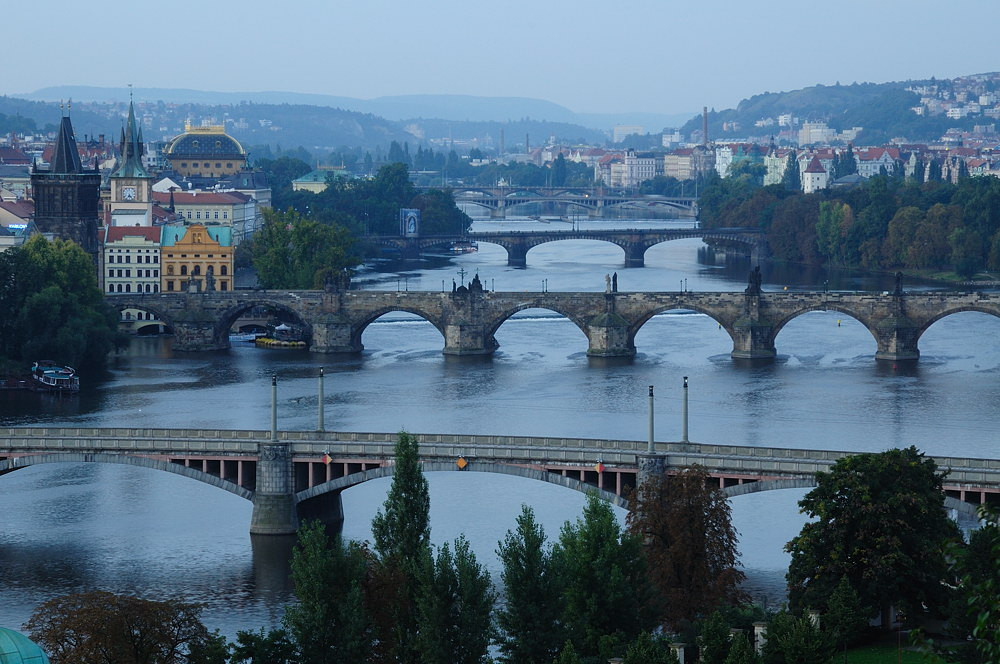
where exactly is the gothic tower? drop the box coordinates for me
[30,109,101,258]
[109,98,154,226]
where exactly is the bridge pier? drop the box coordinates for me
[173,319,228,352]
[506,243,528,268]
[730,295,776,360]
[311,313,363,353]
[586,308,635,357]
[624,244,646,268]
[443,323,498,355]
[490,204,506,219]
[873,316,920,362]
[250,441,299,535]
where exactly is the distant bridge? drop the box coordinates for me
[366,226,767,266]
[2,427,996,535]
[105,289,1000,362]
[416,185,698,218]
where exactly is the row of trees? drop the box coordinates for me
[24,443,1000,664]
[0,236,124,375]
[699,163,1000,277]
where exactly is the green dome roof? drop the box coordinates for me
[0,628,49,664]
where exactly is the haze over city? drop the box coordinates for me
[5,0,1000,115]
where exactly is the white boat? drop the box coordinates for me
[31,361,80,392]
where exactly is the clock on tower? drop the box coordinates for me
[121,186,137,201]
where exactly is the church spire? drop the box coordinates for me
[112,95,150,179]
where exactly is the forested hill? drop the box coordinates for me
[681,76,995,144]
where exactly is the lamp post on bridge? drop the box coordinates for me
[317,367,324,432]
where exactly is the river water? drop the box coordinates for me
[1,218,998,637]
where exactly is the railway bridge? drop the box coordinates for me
[2,427,996,535]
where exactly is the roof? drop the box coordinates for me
[105,226,161,243]
[293,170,329,184]
[49,116,84,174]
[111,101,151,180]
[160,223,233,247]
[0,200,34,220]
[152,190,250,206]
[804,156,826,174]
[166,126,245,159]
[0,627,49,664]
[0,147,30,165]
[219,170,269,189]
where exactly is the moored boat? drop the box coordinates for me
[31,361,80,392]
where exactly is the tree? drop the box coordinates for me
[370,431,431,664]
[823,576,867,652]
[229,628,295,664]
[495,505,563,664]
[282,521,373,664]
[724,632,759,664]
[554,641,582,664]
[782,152,800,191]
[0,236,124,373]
[623,631,679,664]
[553,493,654,658]
[786,447,960,625]
[250,208,358,289]
[949,226,983,279]
[698,610,732,664]
[551,153,568,187]
[25,591,212,664]
[627,466,745,629]
[415,536,496,664]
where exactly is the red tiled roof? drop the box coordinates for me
[105,226,161,243]
[0,199,34,219]
[804,156,826,173]
[0,147,30,165]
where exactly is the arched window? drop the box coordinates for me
[125,284,131,293]
[193,265,201,275]
[117,284,123,292]
[181,265,188,276]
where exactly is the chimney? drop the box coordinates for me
[702,106,709,146]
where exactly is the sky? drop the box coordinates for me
[5,0,1000,116]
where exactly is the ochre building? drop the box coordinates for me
[161,223,233,292]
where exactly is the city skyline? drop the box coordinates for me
[5,0,999,116]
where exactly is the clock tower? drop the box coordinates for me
[109,97,153,226]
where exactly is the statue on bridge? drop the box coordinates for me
[605,273,612,293]
[612,272,618,293]
[745,265,762,296]
[470,273,484,293]
[323,268,353,293]
[894,271,903,296]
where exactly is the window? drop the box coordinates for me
[116,284,123,292]
[167,281,174,291]
[226,163,233,168]
[220,282,228,291]
[214,211,219,219]
[167,265,174,276]
[215,163,221,168]
[125,284,131,293]
[181,266,188,276]
[196,211,201,219]
[125,255,130,263]
[153,284,158,293]
[108,284,114,292]
[181,162,187,168]
[220,265,227,276]
[154,270,158,277]
[193,265,201,275]
[223,211,228,219]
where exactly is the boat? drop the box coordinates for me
[31,361,80,392]
[449,240,479,254]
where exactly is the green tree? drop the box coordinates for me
[623,631,679,664]
[782,152,800,191]
[698,610,732,664]
[282,521,373,664]
[786,447,960,626]
[724,632,760,664]
[949,226,983,278]
[250,208,358,289]
[187,631,230,664]
[553,493,654,658]
[370,431,432,664]
[551,153,568,187]
[25,591,213,664]
[554,641,582,664]
[416,536,495,664]
[1,236,124,373]
[882,206,924,267]
[627,466,745,629]
[823,576,867,651]
[778,616,834,664]
[495,505,563,664]
[229,628,295,664]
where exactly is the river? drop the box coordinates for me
[1,218,997,637]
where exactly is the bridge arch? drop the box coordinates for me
[486,304,592,346]
[915,305,1000,338]
[106,298,177,332]
[351,307,447,351]
[215,299,314,348]
[770,305,878,351]
[723,477,980,518]
[296,462,628,509]
[0,453,253,501]
[629,303,733,350]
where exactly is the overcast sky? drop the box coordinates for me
[5,0,998,115]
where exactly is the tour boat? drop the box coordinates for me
[31,361,80,392]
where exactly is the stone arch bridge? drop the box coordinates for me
[1,428,996,535]
[366,227,765,266]
[106,288,1000,362]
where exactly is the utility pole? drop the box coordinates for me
[317,367,324,432]
[681,376,689,443]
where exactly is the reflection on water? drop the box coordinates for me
[1,227,998,636]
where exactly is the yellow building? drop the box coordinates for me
[164,123,247,178]
[161,223,233,292]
